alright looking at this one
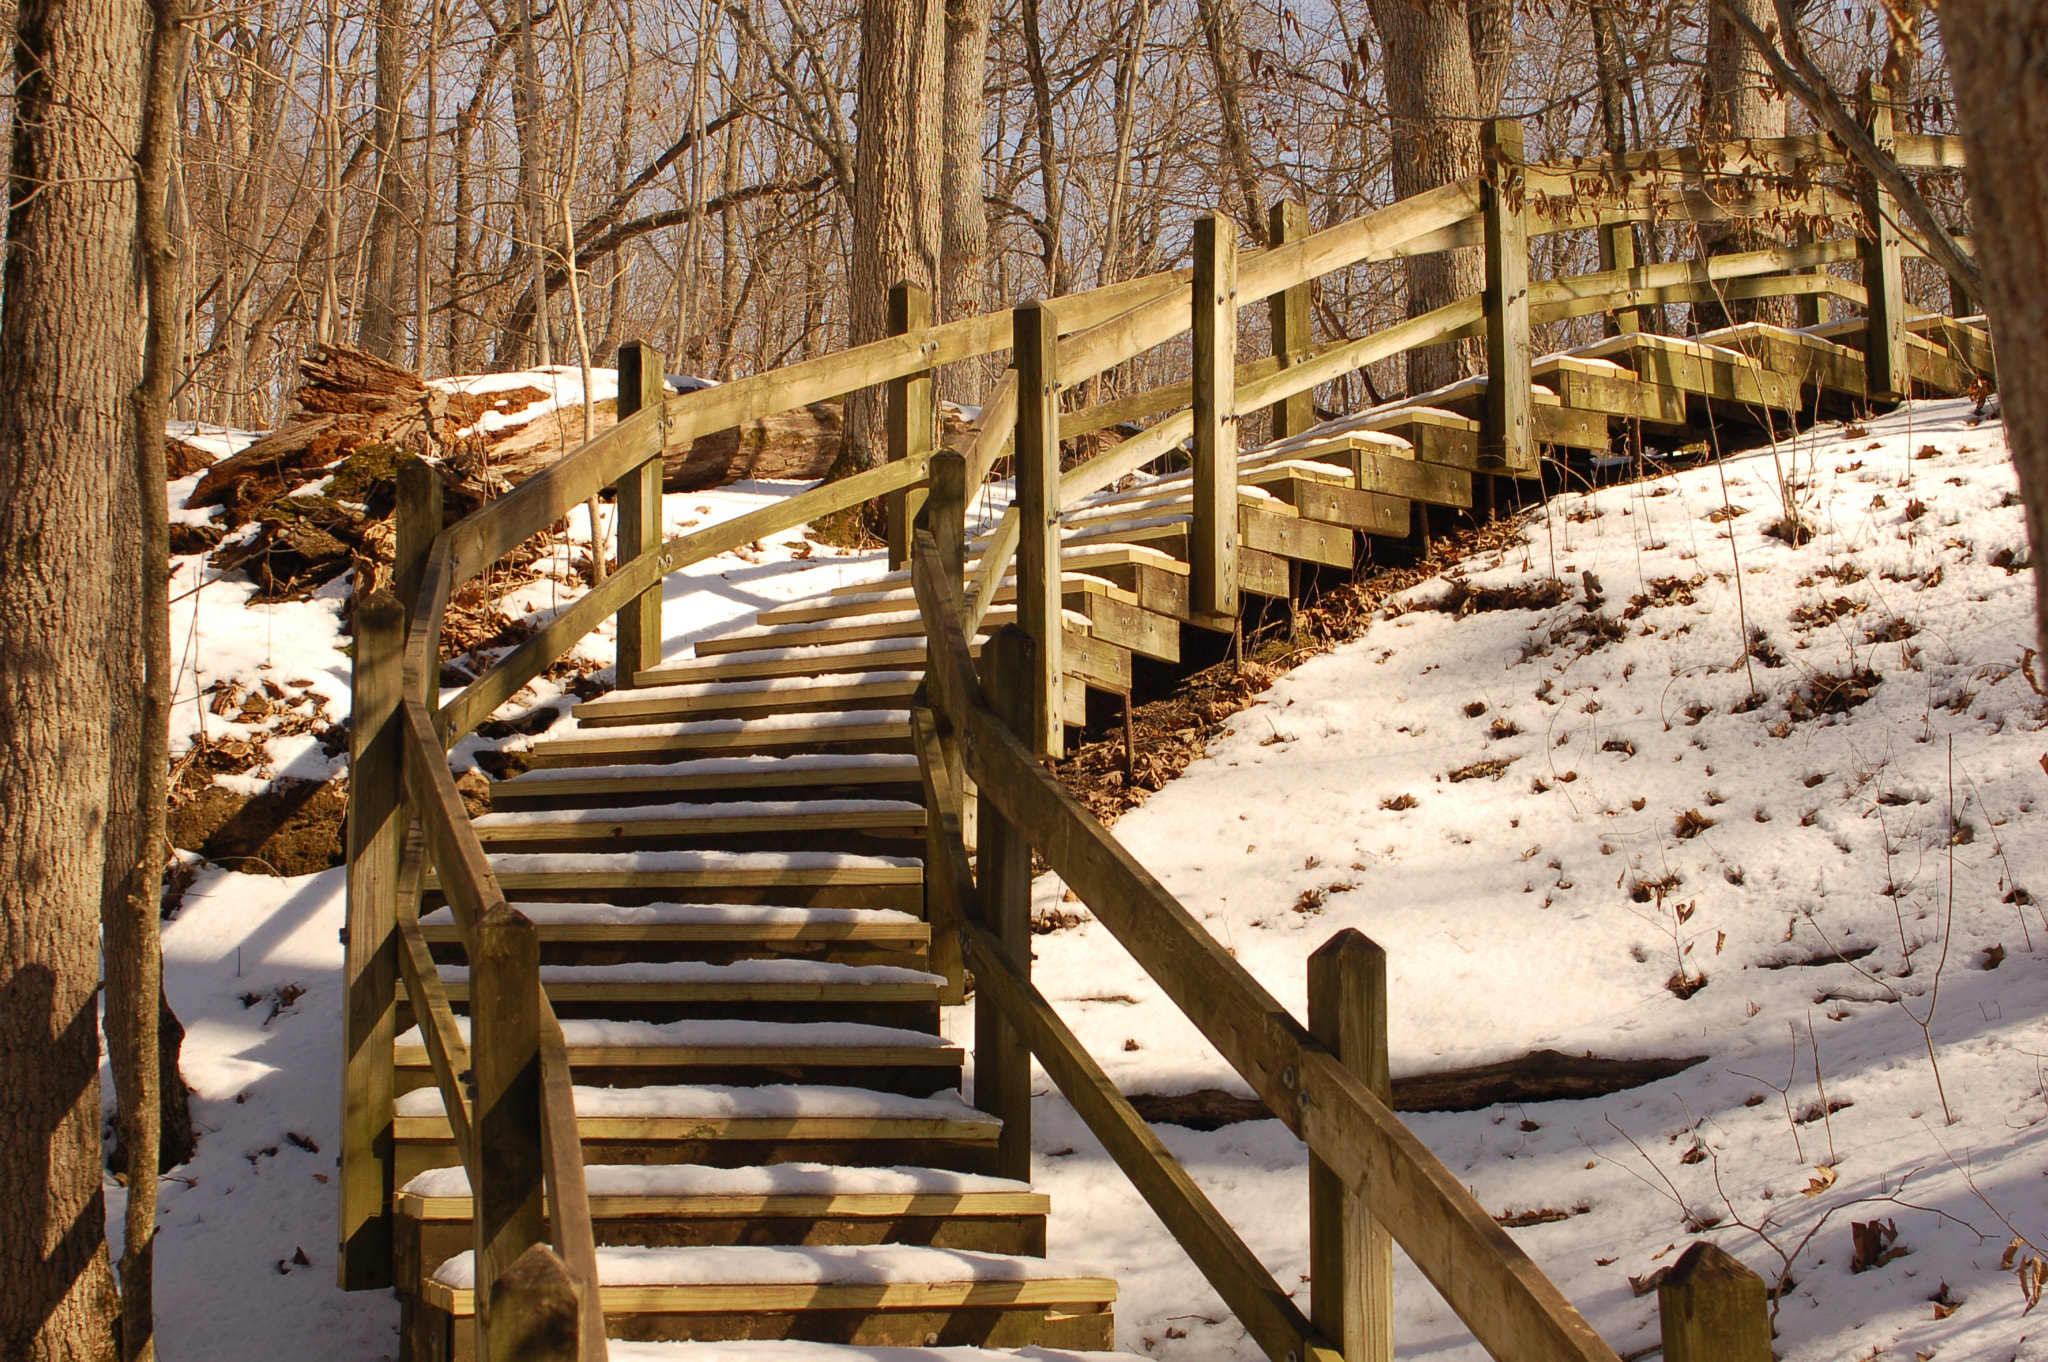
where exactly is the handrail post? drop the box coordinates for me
[614,340,667,689]
[1266,200,1314,441]
[1859,84,1909,401]
[975,625,1036,1179]
[1013,300,1065,758]
[488,1243,586,1362]
[1192,214,1239,621]
[1307,930,1394,1362]
[1793,223,1831,329]
[922,451,969,1004]
[396,457,444,627]
[1657,1242,1772,1361]
[1481,119,1533,476]
[339,588,405,1289]
[473,902,547,1358]
[888,280,937,571]
[1597,213,1641,337]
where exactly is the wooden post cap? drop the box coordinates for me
[1658,1241,1771,1362]
[486,1242,584,1362]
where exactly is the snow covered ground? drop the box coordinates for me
[135,397,2048,1361]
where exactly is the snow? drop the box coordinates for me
[605,1346,1144,1362]
[430,960,943,987]
[402,1161,1030,1200]
[1011,398,2048,1362]
[576,670,925,704]
[167,420,265,460]
[137,394,2048,1362]
[417,900,920,928]
[394,1015,956,1050]
[392,1082,997,1123]
[500,752,920,784]
[433,1243,1110,1290]
[472,797,923,827]
[472,849,921,875]
[534,710,912,746]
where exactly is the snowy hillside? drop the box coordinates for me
[135,396,2048,1361]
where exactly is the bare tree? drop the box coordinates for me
[0,0,144,1350]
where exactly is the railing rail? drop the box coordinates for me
[339,111,1975,1359]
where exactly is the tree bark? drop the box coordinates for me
[838,0,942,481]
[1941,0,2048,658]
[357,0,410,359]
[1695,0,1792,329]
[1362,0,1489,393]
[939,0,992,402]
[0,0,143,1350]
[1194,0,1267,244]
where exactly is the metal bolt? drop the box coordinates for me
[1281,1065,1297,1089]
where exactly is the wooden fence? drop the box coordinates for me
[339,103,1969,1359]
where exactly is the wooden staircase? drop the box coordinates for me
[344,116,1995,1362]
[387,652,1140,1360]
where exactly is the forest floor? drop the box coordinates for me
[129,396,2048,1362]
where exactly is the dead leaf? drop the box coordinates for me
[1803,1165,1838,1197]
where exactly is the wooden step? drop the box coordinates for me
[1533,353,1689,425]
[395,1016,963,1096]
[417,901,930,969]
[1570,330,1801,415]
[1689,323,1867,401]
[695,608,1023,657]
[754,572,1129,627]
[395,1163,1050,1289]
[579,674,926,727]
[407,957,943,1026]
[469,798,926,852]
[424,849,924,911]
[585,1342,1144,1362]
[1798,314,1971,395]
[524,711,915,768]
[639,637,955,687]
[822,542,1188,600]
[391,1083,1002,1184]
[412,1245,1116,1359]
[487,753,925,812]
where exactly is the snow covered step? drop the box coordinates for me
[417,901,930,971]
[395,1015,963,1097]
[694,606,1021,657]
[602,1342,1146,1362]
[391,1083,1002,1186]
[425,850,923,914]
[576,673,925,727]
[408,956,944,1028]
[488,753,923,812]
[639,635,966,687]
[394,1164,1050,1286]
[524,710,914,768]
[415,1245,1116,1355]
[754,571,1129,627]
[469,797,926,849]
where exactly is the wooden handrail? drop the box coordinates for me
[911,533,1623,1362]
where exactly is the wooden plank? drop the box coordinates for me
[1533,404,1610,451]
[1064,626,1134,692]
[396,1109,996,1147]
[1240,506,1352,568]
[395,886,475,1162]
[1192,214,1240,618]
[418,919,927,947]
[1481,121,1533,475]
[1277,477,1411,538]
[1536,363,1686,424]
[395,458,445,631]
[1598,216,1640,335]
[398,1040,963,1074]
[417,976,940,1007]
[1308,931,1393,1362]
[1074,592,1180,662]
[613,341,666,689]
[962,915,1338,1362]
[400,1189,1049,1221]
[976,627,1036,1182]
[911,707,970,1007]
[951,699,1623,1362]
[1267,200,1316,441]
[441,864,924,892]
[341,590,404,1290]
[887,282,936,570]
[470,807,926,845]
[536,1014,607,1361]
[471,903,547,1351]
[1861,89,1909,400]
[1014,300,1065,758]
[425,1274,1120,1318]
[522,719,912,766]
[1238,546,1291,598]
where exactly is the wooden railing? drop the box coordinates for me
[339,100,1973,1360]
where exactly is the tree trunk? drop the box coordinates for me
[1194,0,1267,244]
[1941,0,2048,658]
[1362,0,1489,394]
[1017,0,1067,293]
[0,0,143,1352]
[357,0,409,360]
[1695,0,1792,329]
[939,0,992,403]
[837,0,942,482]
